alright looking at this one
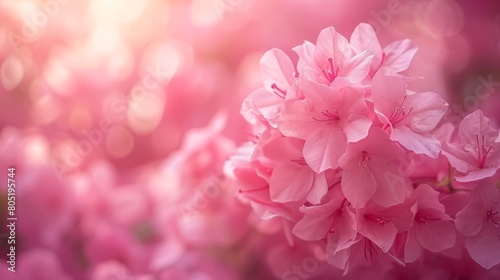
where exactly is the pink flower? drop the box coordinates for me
[263,136,330,204]
[292,186,356,251]
[225,140,302,238]
[354,201,413,253]
[442,110,500,182]
[325,234,403,273]
[404,184,456,263]
[455,183,500,269]
[5,249,73,280]
[371,69,448,158]
[242,48,298,126]
[338,127,407,208]
[350,23,418,77]
[293,26,373,88]
[277,81,372,173]
[162,113,250,247]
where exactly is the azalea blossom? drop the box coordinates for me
[263,136,331,204]
[350,23,418,77]
[338,127,407,208]
[293,26,373,89]
[278,81,372,173]
[404,184,456,263]
[442,110,500,182]
[371,68,448,158]
[455,183,500,269]
[242,48,299,126]
[292,186,356,250]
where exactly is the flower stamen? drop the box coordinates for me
[487,208,499,224]
[383,95,414,129]
[415,213,441,225]
[322,58,340,83]
[313,109,340,122]
[271,83,287,99]
[359,151,372,169]
[364,214,393,226]
[238,186,269,194]
[290,157,307,166]
[476,135,493,169]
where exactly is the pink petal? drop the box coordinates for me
[341,50,373,85]
[371,70,407,120]
[455,167,498,182]
[326,245,351,270]
[269,163,313,203]
[293,41,316,75]
[292,214,331,241]
[412,184,448,213]
[303,126,347,172]
[350,23,382,55]
[300,77,343,107]
[455,199,485,237]
[391,126,442,158]
[260,48,295,90]
[404,228,424,263]
[357,214,398,252]
[341,166,377,208]
[416,221,456,252]
[459,110,499,145]
[441,142,476,173]
[336,209,357,250]
[342,113,372,143]
[370,163,406,207]
[306,172,328,204]
[383,39,418,72]
[466,224,500,269]
[405,91,448,133]
[338,88,372,143]
[293,197,341,240]
[241,88,282,124]
[314,27,352,71]
[277,99,322,139]
[262,137,303,163]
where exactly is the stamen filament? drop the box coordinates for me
[476,134,493,169]
[388,95,414,127]
[487,208,499,224]
[364,214,393,226]
[415,214,441,225]
[312,109,340,122]
[271,83,287,99]
[322,58,339,83]
[239,186,269,194]
[290,157,307,166]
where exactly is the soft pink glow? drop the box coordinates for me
[1,0,500,279]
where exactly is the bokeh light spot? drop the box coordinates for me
[105,125,134,158]
[1,55,24,91]
[423,0,464,37]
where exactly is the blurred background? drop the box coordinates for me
[0,0,499,279]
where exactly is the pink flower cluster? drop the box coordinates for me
[226,23,500,275]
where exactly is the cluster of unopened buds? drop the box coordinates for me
[225,23,500,274]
